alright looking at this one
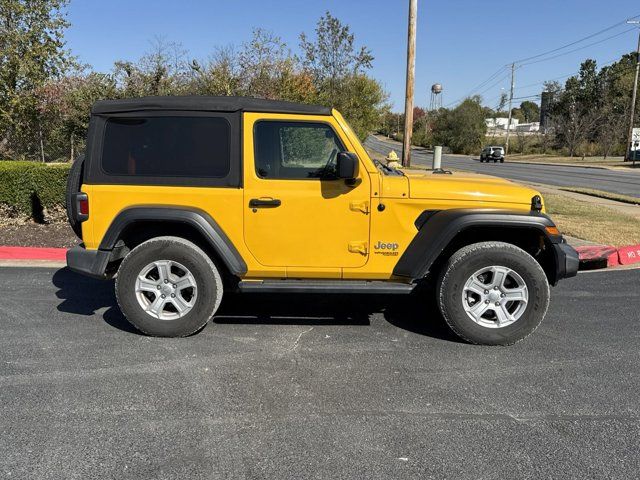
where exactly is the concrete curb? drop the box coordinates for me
[0,259,67,268]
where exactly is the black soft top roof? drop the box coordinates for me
[92,95,332,115]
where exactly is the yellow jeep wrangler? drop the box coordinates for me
[66,96,578,344]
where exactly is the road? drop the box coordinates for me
[365,136,640,198]
[1,266,639,479]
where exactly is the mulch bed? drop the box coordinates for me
[0,221,79,248]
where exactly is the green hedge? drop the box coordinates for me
[0,161,70,219]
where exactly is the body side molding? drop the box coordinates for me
[393,209,561,280]
[99,206,247,276]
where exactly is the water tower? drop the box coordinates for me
[429,83,443,110]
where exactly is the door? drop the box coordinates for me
[243,114,371,271]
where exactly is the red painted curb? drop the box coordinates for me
[575,244,640,268]
[0,246,67,261]
[617,245,640,266]
[575,245,618,266]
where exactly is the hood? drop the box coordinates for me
[382,169,541,209]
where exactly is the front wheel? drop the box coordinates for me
[115,236,223,337]
[437,241,550,345]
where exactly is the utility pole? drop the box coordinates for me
[625,20,640,162]
[504,63,516,155]
[402,0,417,167]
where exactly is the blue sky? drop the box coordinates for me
[65,0,640,111]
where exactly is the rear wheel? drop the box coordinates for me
[437,241,550,345]
[115,236,223,337]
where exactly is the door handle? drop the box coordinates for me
[249,198,281,208]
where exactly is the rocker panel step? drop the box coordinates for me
[238,279,415,294]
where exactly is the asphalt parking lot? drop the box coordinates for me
[1,266,639,479]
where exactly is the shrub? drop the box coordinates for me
[0,161,70,221]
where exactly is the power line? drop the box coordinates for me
[515,58,620,91]
[444,14,640,109]
[476,73,512,96]
[443,66,508,107]
[466,66,509,93]
[516,58,638,92]
[519,27,637,66]
[512,13,640,64]
[511,94,541,101]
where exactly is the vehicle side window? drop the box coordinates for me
[254,121,345,179]
[101,116,230,178]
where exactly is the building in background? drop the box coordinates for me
[485,118,519,130]
[516,122,540,132]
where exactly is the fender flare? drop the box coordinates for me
[99,206,247,276]
[393,209,561,280]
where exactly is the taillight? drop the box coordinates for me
[78,196,89,216]
[73,192,89,222]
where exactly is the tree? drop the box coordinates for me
[34,72,116,161]
[519,101,540,123]
[236,28,316,102]
[330,73,387,140]
[510,107,525,123]
[189,47,242,96]
[432,97,487,154]
[299,11,373,105]
[299,12,385,139]
[113,37,189,98]
[488,92,508,141]
[550,60,602,156]
[0,0,73,158]
[595,53,638,157]
[1,9,389,158]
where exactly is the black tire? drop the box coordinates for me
[115,236,223,337]
[500,158,504,163]
[437,241,550,346]
[65,154,85,238]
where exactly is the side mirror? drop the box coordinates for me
[336,152,358,180]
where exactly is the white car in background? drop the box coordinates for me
[480,146,505,163]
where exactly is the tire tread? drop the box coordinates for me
[115,236,223,337]
[437,241,550,345]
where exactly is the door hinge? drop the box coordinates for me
[349,201,370,214]
[348,241,368,255]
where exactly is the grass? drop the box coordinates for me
[544,193,640,246]
[558,187,640,205]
